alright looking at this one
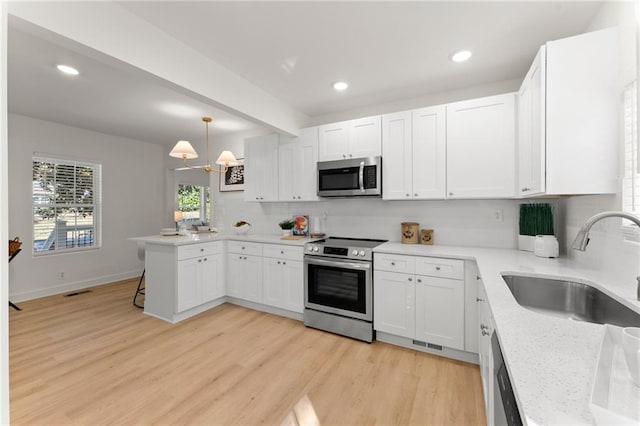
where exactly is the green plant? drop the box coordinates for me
[279,219,295,230]
[519,203,554,236]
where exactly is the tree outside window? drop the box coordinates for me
[177,184,210,223]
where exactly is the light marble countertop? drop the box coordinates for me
[374,242,640,425]
[129,232,318,247]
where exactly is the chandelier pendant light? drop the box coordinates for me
[169,117,238,173]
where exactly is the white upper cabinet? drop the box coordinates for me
[446,93,516,199]
[382,106,446,200]
[518,28,618,196]
[278,127,319,202]
[319,116,381,161]
[244,134,279,202]
[518,46,546,197]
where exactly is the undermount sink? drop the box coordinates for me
[502,274,640,327]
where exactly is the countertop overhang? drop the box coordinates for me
[373,242,640,425]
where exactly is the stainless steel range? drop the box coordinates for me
[303,237,386,342]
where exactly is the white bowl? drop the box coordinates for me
[233,224,251,234]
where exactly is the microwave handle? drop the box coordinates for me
[359,161,365,193]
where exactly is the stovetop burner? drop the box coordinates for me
[304,236,387,261]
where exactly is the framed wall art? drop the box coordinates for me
[219,158,244,192]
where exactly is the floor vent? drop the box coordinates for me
[412,340,427,347]
[427,343,443,351]
[64,290,92,298]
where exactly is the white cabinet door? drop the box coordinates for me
[373,270,415,339]
[176,257,200,312]
[319,122,348,161]
[227,253,262,302]
[262,257,282,307]
[477,281,494,425]
[382,111,412,200]
[201,253,223,303]
[415,275,464,350]
[242,254,263,303]
[412,105,446,199]
[281,260,303,313]
[278,128,319,202]
[298,128,319,201]
[348,115,381,159]
[244,134,279,202]
[518,46,546,197]
[446,94,516,199]
[278,140,299,202]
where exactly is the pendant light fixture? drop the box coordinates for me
[169,117,238,173]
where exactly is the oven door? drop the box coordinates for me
[304,256,372,321]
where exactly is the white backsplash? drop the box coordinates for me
[214,196,520,249]
[560,195,640,285]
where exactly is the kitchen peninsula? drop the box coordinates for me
[130,233,313,323]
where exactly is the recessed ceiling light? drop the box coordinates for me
[56,64,79,75]
[333,81,349,91]
[450,50,472,63]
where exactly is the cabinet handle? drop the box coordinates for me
[238,255,242,259]
[297,196,301,199]
[277,261,281,264]
[342,154,346,158]
[406,194,410,197]
[417,278,422,283]
[204,258,207,261]
[481,330,491,336]
[522,187,530,192]
[349,154,352,158]
[280,250,284,254]
[476,297,485,302]
[408,277,413,282]
[241,246,245,250]
[435,266,441,271]
[256,197,259,200]
[293,196,296,200]
[476,275,481,281]
[283,261,286,265]
[449,192,453,196]
[200,248,204,252]
[198,259,202,263]
[391,262,396,266]
[480,324,488,330]
[414,193,418,197]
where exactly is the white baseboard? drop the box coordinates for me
[9,270,143,302]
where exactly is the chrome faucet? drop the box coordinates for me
[571,211,640,300]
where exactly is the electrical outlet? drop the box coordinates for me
[494,209,504,223]
[58,272,65,280]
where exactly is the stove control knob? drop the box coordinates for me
[359,250,366,257]
[307,246,314,252]
[313,247,319,252]
[352,249,359,256]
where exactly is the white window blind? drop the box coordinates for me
[623,82,639,214]
[32,156,102,254]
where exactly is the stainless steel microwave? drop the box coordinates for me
[317,156,382,197]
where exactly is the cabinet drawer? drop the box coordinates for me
[262,244,303,261]
[227,241,262,256]
[374,254,415,274]
[177,242,221,260]
[415,257,464,280]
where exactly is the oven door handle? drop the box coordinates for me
[358,161,365,193]
[305,256,371,271]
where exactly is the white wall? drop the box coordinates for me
[8,114,165,302]
[309,78,521,126]
[560,1,640,286]
[1,2,9,423]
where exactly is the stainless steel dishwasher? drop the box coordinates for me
[492,332,522,426]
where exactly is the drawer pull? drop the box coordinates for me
[283,261,287,265]
[277,261,281,264]
[198,259,202,263]
[280,250,284,254]
[408,277,412,282]
[435,266,441,271]
[476,297,485,302]
[391,262,396,266]
[417,278,422,283]
[204,258,207,261]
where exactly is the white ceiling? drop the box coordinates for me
[8,1,603,144]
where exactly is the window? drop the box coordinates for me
[32,156,101,254]
[177,184,210,223]
[622,81,640,238]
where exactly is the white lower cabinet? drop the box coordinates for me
[477,278,495,425]
[176,253,223,312]
[262,244,304,313]
[374,254,465,351]
[175,242,224,313]
[227,252,263,303]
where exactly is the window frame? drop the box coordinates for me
[32,155,102,256]
[622,80,640,241]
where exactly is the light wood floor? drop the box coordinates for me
[10,278,486,425]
